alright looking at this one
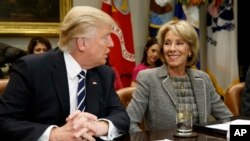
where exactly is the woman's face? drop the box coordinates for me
[33,43,49,54]
[147,44,160,66]
[163,30,191,70]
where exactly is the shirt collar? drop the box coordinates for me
[64,52,86,79]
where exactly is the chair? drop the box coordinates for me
[0,79,9,95]
[116,86,145,130]
[116,86,136,108]
[224,82,245,116]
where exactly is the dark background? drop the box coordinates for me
[238,1,249,82]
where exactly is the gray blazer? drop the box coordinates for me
[127,64,232,132]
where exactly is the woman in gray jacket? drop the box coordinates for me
[126,19,232,133]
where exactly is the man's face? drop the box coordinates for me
[81,26,114,68]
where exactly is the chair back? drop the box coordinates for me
[116,86,136,108]
[0,79,9,95]
[116,86,145,130]
[224,82,245,116]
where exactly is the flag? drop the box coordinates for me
[102,0,135,87]
[174,2,200,69]
[149,0,174,37]
[206,0,239,96]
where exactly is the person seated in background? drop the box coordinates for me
[0,42,27,78]
[27,36,52,54]
[130,37,162,87]
[126,19,232,133]
[241,66,250,116]
[106,58,123,90]
[0,6,129,141]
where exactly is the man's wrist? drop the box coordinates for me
[96,120,109,136]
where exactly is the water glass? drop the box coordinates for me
[176,104,193,136]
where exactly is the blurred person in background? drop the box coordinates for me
[27,36,52,54]
[0,42,27,78]
[106,57,123,90]
[130,37,162,87]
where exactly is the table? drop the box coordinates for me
[115,127,227,141]
[109,116,250,141]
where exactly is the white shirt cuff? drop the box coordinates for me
[37,125,57,141]
[98,119,122,140]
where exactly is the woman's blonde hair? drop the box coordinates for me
[156,19,199,67]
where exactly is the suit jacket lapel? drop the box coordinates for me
[85,69,99,115]
[159,65,179,106]
[187,69,207,123]
[162,77,178,106]
[51,49,70,118]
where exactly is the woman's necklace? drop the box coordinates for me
[179,81,186,97]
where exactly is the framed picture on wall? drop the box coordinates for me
[0,0,72,36]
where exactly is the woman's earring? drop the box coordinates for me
[188,53,191,57]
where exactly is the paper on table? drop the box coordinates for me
[154,139,172,141]
[206,119,250,131]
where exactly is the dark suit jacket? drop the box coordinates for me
[0,48,130,141]
[241,66,250,116]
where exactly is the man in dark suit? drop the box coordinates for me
[241,66,250,116]
[0,6,129,141]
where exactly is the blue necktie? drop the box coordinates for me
[77,71,86,111]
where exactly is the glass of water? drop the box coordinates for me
[176,103,193,136]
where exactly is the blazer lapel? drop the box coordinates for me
[187,69,207,123]
[162,77,179,106]
[85,70,99,115]
[159,65,179,106]
[51,49,70,118]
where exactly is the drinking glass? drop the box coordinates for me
[176,104,193,136]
